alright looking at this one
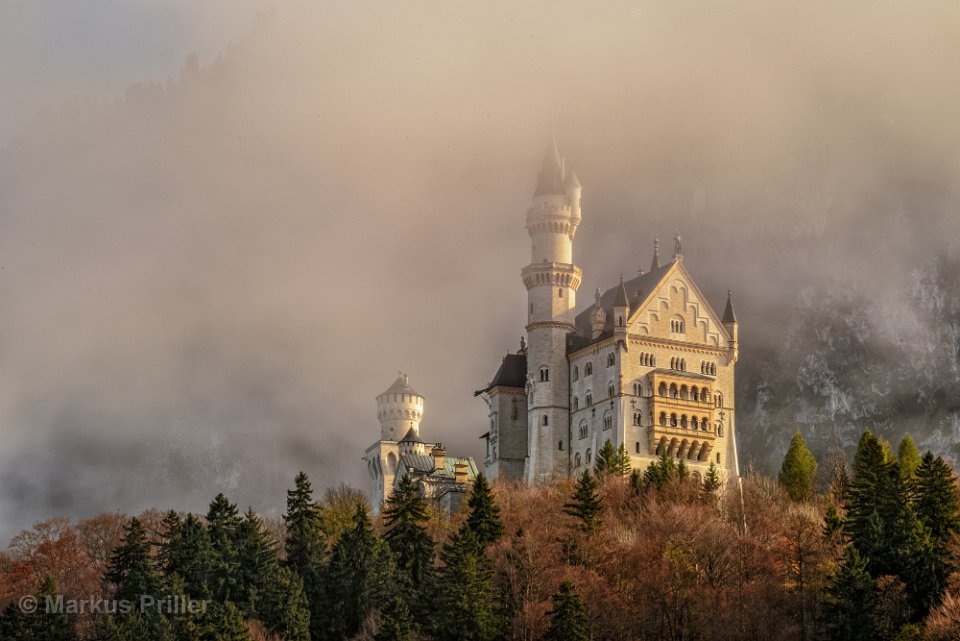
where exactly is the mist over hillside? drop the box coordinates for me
[1,0,959,541]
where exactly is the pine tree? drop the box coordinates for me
[160,513,217,599]
[105,517,159,603]
[778,431,818,502]
[613,442,632,475]
[383,474,435,593]
[234,507,278,612]
[33,576,77,641]
[824,504,844,537]
[564,470,602,533]
[463,473,504,547]
[846,430,888,542]
[703,462,722,495]
[544,580,590,641]
[432,527,499,641]
[593,440,617,475]
[911,452,960,611]
[821,546,875,641]
[257,566,311,641]
[206,493,243,603]
[284,472,327,640]
[897,434,922,483]
[322,504,395,641]
[642,451,677,492]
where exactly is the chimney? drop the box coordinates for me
[454,462,468,485]
[431,443,446,472]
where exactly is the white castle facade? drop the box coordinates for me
[477,138,741,484]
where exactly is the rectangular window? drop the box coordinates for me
[559,440,564,451]
[635,442,640,454]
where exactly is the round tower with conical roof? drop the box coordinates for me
[376,372,424,441]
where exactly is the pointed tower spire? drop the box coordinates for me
[613,274,629,307]
[722,290,738,324]
[651,238,661,271]
[534,133,564,197]
[674,231,683,261]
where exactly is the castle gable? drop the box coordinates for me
[629,262,730,348]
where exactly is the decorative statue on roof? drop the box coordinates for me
[674,232,682,258]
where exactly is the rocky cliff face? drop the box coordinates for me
[738,253,960,471]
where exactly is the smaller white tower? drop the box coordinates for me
[376,372,424,440]
[364,372,428,514]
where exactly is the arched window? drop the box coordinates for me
[558,288,563,298]
[633,412,642,426]
[635,441,641,454]
[633,382,642,396]
[717,424,723,437]
[575,452,582,467]
[670,413,678,427]
[659,382,668,396]
[670,357,676,370]
[579,420,588,439]
[659,412,667,426]
[691,385,699,399]
[680,385,689,400]
[670,384,679,398]
[585,362,593,376]
[715,393,723,408]
[607,382,615,398]
[572,366,579,381]
[606,353,615,367]
[680,415,688,428]
[585,391,593,406]
[680,359,686,371]
[543,415,549,426]
[651,354,656,367]
[573,396,579,410]
[691,417,699,429]
[540,367,549,382]
[603,412,612,430]
[716,453,721,464]
[586,448,593,464]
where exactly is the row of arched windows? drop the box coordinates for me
[574,448,594,468]
[657,382,711,402]
[700,361,717,376]
[540,367,549,382]
[670,357,687,371]
[633,412,642,426]
[670,319,686,333]
[659,412,713,431]
[640,353,656,367]
[654,437,720,464]
[606,353,616,367]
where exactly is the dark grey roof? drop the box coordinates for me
[613,277,629,307]
[478,353,527,394]
[572,261,674,347]
[400,427,422,443]
[398,454,479,480]
[722,291,738,324]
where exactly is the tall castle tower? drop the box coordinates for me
[521,136,583,483]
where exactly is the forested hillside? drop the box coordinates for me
[1,431,958,641]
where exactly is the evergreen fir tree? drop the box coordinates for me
[628,469,643,496]
[155,510,182,574]
[564,470,602,533]
[234,507,278,612]
[257,566,311,641]
[383,474,435,593]
[911,452,960,610]
[463,473,504,547]
[824,504,844,537]
[703,462,722,495]
[374,593,414,641]
[160,513,217,599]
[105,517,159,603]
[206,493,243,603]
[897,434,922,483]
[593,440,617,475]
[33,577,77,641]
[778,431,818,502]
[821,546,876,641]
[613,442,632,475]
[283,471,327,640]
[432,527,499,641]
[677,458,689,481]
[846,430,888,543]
[322,504,395,641]
[544,580,590,641]
[642,451,676,492]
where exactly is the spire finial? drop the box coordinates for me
[674,230,682,259]
[595,288,601,306]
[520,336,526,351]
[651,238,661,271]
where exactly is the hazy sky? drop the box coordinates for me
[1,0,959,543]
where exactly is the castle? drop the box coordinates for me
[363,373,478,514]
[477,137,741,484]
